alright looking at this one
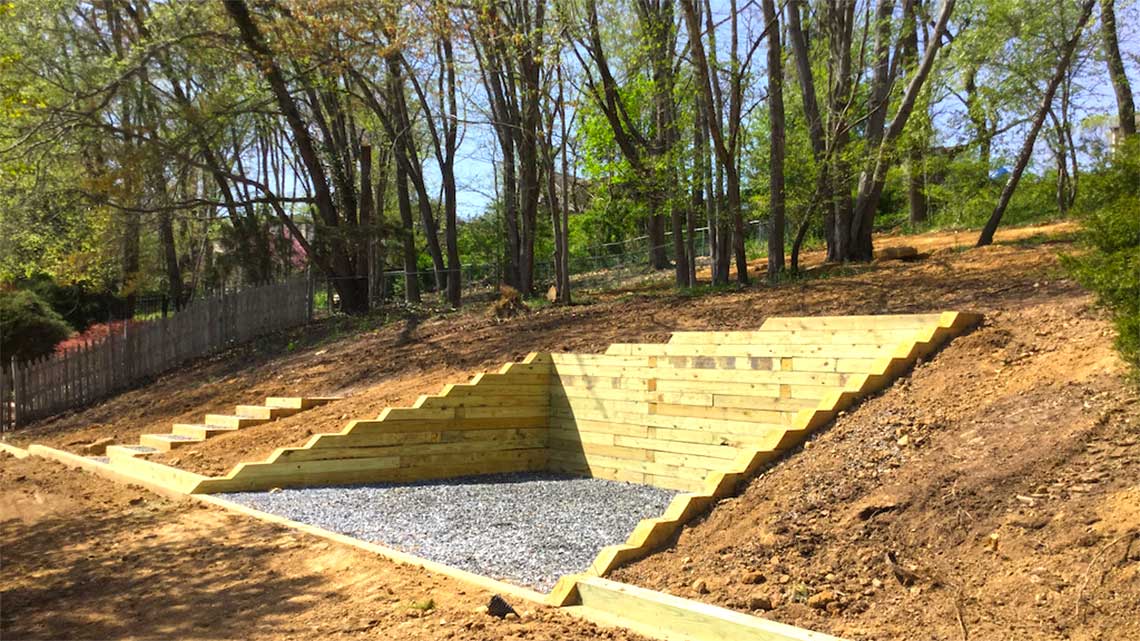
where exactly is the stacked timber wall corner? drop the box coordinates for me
[547,313,966,490]
[185,312,978,495]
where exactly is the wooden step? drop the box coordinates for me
[106,444,160,462]
[234,405,302,420]
[569,576,842,641]
[265,396,341,410]
[171,423,238,439]
[204,414,268,429]
[139,433,204,452]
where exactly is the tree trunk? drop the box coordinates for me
[440,35,462,309]
[786,0,830,271]
[157,208,182,310]
[121,209,140,316]
[357,144,373,302]
[558,65,572,304]
[713,147,730,284]
[850,0,956,261]
[978,0,1097,246]
[501,139,522,290]
[647,214,668,269]
[1101,0,1136,137]
[395,159,420,303]
[907,149,928,223]
[763,0,785,282]
[386,56,446,294]
[824,0,856,263]
[964,65,992,167]
[728,165,748,284]
[372,150,390,302]
[902,0,928,224]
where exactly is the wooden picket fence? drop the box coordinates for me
[1,277,312,431]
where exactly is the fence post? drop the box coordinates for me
[11,358,20,428]
[306,271,314,323]
[1,359,9,431]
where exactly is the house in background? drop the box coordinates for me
[1108,115,1139,148]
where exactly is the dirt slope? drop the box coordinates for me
[0,454,645,641]
[6,221,1080,478]
[611,296,1140,641]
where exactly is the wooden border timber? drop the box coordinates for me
[546,311,982,606]
[27,444,203,501]
[0,441,30,459]
[12,443,843,641]
[565,576,845,641]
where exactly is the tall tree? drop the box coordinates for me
[977,0,1097,246]
[786,0,831,271]
[848,0,956,261]
[222,0,370,312]
[470,0,546,294]
[680,0,755,284]
[762,0,785,281]
[399,4,463,307]
[571,0,689,283]
[901,0,929,224]
[1100,0,1136,138]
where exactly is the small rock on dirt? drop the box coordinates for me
[741,571,766,585]
[807,590,838,609]
[691,578,709,594]
[81,437,115,455]
[748,594,774,611]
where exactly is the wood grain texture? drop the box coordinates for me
[567,577,846,640]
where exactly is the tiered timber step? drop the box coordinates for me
[110,396,340,457]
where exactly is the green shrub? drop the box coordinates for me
[0,289,74,362]
[1062,139,1140,372]
[19,273,127,331]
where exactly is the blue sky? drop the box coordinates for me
[428,0,1140,222]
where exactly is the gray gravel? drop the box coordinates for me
[219,472,677,590]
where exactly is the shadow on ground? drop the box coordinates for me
[1,503,326,639]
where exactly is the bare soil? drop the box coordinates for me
[0,454,646,640]
[611,288,1140,640]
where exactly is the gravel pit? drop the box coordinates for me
[219,472,677,591]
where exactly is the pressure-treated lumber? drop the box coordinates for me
[545,311,981,606]
[129,396,338,457]
[0,442,30,459]
[189,354,554,492]
[565,577,845,641]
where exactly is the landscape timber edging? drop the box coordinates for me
[19,442,848,641]
[566,576,848,641]
[26,444,201,501]
[0,441,30,459]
